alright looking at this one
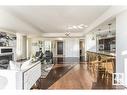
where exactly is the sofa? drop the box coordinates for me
[0,61,41,90]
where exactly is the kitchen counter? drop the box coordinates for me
[87,51,115,57]
[86,50,116,73]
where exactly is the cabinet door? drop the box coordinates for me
[99,39,104,44]
[23,63,41,89]
[104,39,110,50]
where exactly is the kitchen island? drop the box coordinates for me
[87,51,115,57]
[86,51,116,78]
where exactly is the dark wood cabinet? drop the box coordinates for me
[98,37,115,51]
[99,39,104,44]
[104,39,111,50]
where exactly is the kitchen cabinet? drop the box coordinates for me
[98,37,115,51]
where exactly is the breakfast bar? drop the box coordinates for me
[86,51,116,78]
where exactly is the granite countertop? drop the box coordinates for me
[87,50,116,57]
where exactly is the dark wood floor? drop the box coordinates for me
[32,57,126,90]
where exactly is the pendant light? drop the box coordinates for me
[108,23,112,34]
[92,32,95,40]
[97,28,101,37]
[92,35,95,40]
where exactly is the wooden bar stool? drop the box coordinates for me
[87,52,101,72]
[97,55,108,78]
[105,56,115,78]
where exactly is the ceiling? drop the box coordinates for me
[0,6,110,37]
[92,19,116,36]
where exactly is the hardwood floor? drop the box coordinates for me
[48,63,93,89]
[39,63,76,89]
[32,57,126,90]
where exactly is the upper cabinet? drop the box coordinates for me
[98,37,115,52]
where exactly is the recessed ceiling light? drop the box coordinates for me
[58,38,63,40]
[67,24,88,30]
[78,26,83,29]
[84,25,88,28]
[79,24,84,27]
[78,24,88,28]
[72,26,77,29]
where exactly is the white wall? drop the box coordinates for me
[65,38,79,57]
[30,38,80,57]
[116,10,127,86]
[116,10,127,73]
[85,33,96,52]
[124,59,127,87]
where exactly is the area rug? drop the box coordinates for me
[41,64,54,78]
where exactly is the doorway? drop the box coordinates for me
[57,41,63,55]
[80,39,85,62]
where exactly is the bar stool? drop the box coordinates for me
[87,52,101,72]
[97,55,108,78]
[105,56,115,78]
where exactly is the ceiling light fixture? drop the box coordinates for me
[66,24,88,31]
[78,26,83,29]
[92,32,95,40]
[108,23,112,33]
[58,37,63,40]
[65,32,70,37]
[72,26,77,29]
[79,24,84,27]
[79,24,88,28]
[84,25,88,28]
[92,36,95,40]
[97,28,101,37]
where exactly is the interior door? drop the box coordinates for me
[57,41,63,55]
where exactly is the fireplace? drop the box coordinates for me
[0,54,13,69]
[0,47,14,69]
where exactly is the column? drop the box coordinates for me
[16,33,27,60]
